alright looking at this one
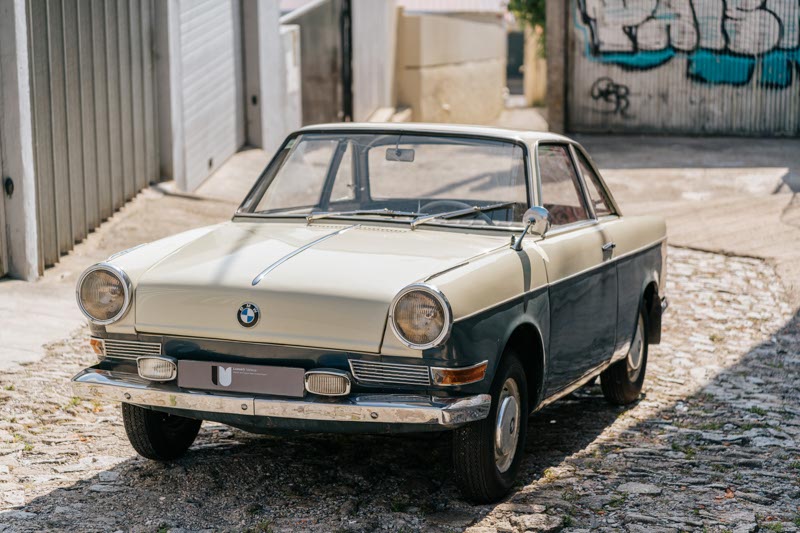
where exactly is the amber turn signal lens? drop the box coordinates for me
[431,361,488,386]
[89,338,105,358]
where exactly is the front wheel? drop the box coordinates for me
[121,403,202,461]
[601,308,648,405]
[453,353,528,503]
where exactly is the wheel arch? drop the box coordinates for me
[499,320,546,412]
[642,279,662,344]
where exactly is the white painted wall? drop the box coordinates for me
[242,1,302,154]
[352,0,398,121]
[0,0,39,280]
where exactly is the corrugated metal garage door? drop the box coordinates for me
[27,0,158,268]
[177,0,244,191]
[567,0,800,136]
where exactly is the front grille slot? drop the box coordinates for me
[103,339,162,360]
[349,360,431,386]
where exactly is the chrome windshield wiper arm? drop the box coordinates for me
[306,208,422,223]
[410,201,516,229]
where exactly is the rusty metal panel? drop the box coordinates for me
[567,0,800,136]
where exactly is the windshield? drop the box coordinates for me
[238,132,529,228]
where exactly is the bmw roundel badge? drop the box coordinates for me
[237,303,260,328]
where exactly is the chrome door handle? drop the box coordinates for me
[602,242,616,251]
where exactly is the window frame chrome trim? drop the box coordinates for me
[75,263,133,326]
[452,237,666,323]
[388,283,453,351]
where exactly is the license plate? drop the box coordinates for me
[177,360,305,398]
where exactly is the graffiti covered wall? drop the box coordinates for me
[568,0,800,135]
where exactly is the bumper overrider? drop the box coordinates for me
[71,367,492,429]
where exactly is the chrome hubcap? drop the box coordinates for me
[494,378,521,473]
[627,315,645,381]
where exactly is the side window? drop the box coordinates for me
[576,151,614,217]
[537,145,589,227]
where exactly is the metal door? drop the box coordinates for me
[27,0,158,268]
[176,0,245,191]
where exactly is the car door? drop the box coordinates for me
[534,143,618,396]
[572,145,642,362]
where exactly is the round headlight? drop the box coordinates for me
[390,284,452,349]
[76,264,131,325]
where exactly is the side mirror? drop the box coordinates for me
[511,207,550,251]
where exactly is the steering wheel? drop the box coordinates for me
[419,200,494,225]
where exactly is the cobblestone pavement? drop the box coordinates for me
[1,247,799,532]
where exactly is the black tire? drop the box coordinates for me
[121,403,202,461]
[453,352,529,504]
[601,307,648,405]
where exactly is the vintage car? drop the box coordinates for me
[72,123,667,503]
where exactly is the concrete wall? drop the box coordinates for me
[396,11,506,123]
[243,1,300,154]
[557,0,800,136]
[0,0,38,279]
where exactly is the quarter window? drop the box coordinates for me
[576,151,614,217]
[537,145,589,227]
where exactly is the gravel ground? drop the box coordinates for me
[1,247,799,532]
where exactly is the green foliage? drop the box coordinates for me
[508,0,546,29]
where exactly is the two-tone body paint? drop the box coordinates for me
[83,124,667,431]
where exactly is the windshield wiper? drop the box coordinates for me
[410,201,516,229]
[306,208,422,223]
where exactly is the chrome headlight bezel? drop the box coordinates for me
[75,263,132,325]
[389,283,452,350]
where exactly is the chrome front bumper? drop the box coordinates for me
[71,368,491,428]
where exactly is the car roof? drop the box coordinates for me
[296,122,574,144]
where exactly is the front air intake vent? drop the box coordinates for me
[348,360,431,386]
[103,339,162,360]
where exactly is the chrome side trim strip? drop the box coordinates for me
[252,225,359,286]
[547,236,667,288]
[453,237,665,323]
[72,368,490,427]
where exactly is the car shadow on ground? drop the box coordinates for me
[7,380,622,531]
[7,305,800,530]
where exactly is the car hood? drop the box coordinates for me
[134,221,507,352]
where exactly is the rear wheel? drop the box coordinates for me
[601,308,648,405]
[122,403,202,460]
[453,352,528,503]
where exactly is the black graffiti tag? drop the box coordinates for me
[590,77,631,116]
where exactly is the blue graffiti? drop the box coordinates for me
[576,0,800,88]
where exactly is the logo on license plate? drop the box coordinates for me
[211,365,232,387]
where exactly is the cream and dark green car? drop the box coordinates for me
[73,123,667,503]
